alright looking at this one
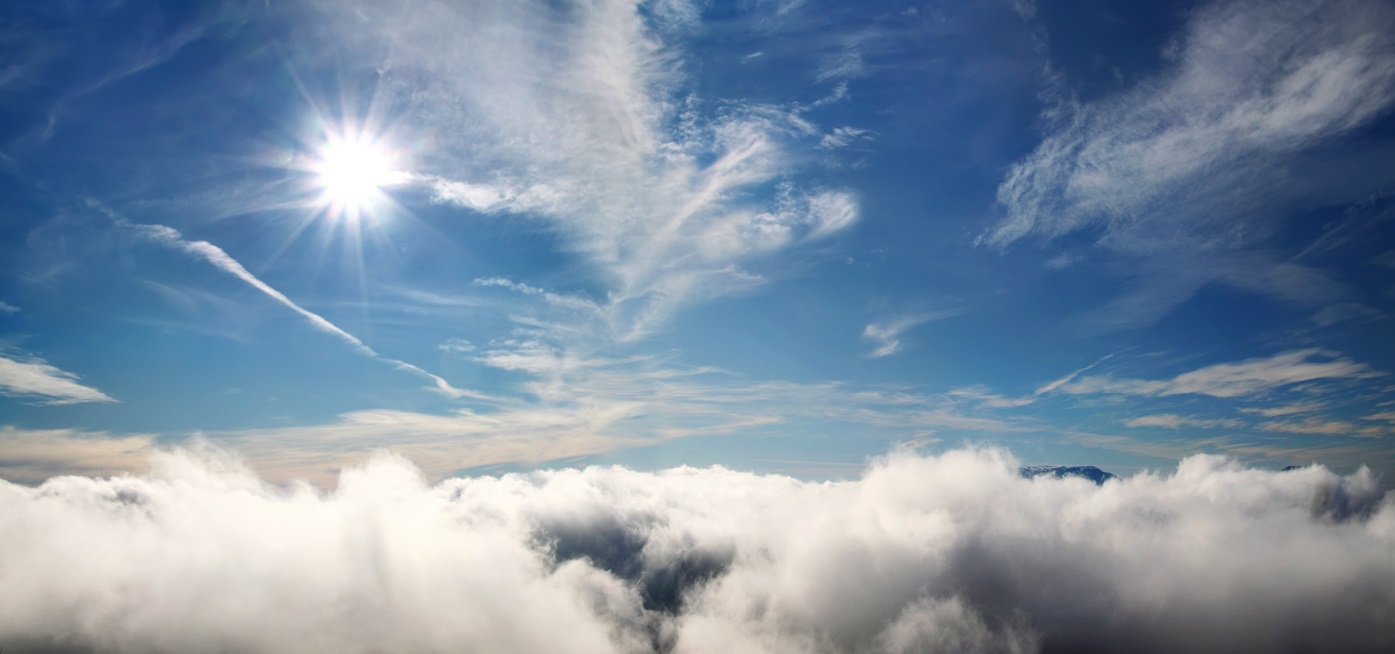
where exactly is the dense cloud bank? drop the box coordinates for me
[2,447,1393,653]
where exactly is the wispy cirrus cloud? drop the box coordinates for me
[990,0,1395,247]
[1054,349,1383,400]
[1241,402,1327,418]
[815,46,865,82]
[0,353,115,405]
[0,426,151,483]
[202,351,1023,485]
[987,0,1395,329]
[318,0,858,342]
[1259,417,1386,438]
[1,334,1028,486]
[817,126,873,150]
[1125,414,1244,430]
[862,310,964,359]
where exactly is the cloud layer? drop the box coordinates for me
[3,447,1393,653]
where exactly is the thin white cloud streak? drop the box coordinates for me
[1056,349,1383,399]
[2,447,1393,653]
[1032,353,1116,396]
[0,353,116,405]
[1125,414,1244,430]
[942,354,1118,411]
[862,310,964,359]
[123,220,481,400]
[319,0,859,340]
[1241,402,1326,418]
[0,300,19,314]
[128,222,377,356]
[201,360,1024,486]
[1259,418,1386,438]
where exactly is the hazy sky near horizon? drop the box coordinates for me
[3,0,1395,485]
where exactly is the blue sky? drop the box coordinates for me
[2,0,1394,485]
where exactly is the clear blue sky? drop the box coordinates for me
[2,0,1394,485]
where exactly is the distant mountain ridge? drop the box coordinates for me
[1020,465,1119,485]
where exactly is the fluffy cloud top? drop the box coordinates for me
[2,447,1393,653]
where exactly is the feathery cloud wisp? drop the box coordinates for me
[1125,414,1244,430]
[318,0,858,341]
[0,353,115,405]
[985,0,1395,330]
[1259,418,1386,438]
[862,310,964,359]
[1055,349,1383,399]
[987,0,1395,248]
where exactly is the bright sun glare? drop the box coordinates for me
[311,134,399,217]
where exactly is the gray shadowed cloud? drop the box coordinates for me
[1,446,1393,653]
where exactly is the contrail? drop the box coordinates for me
[120,218,488,400]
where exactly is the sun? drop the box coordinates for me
[309,131,403,220]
